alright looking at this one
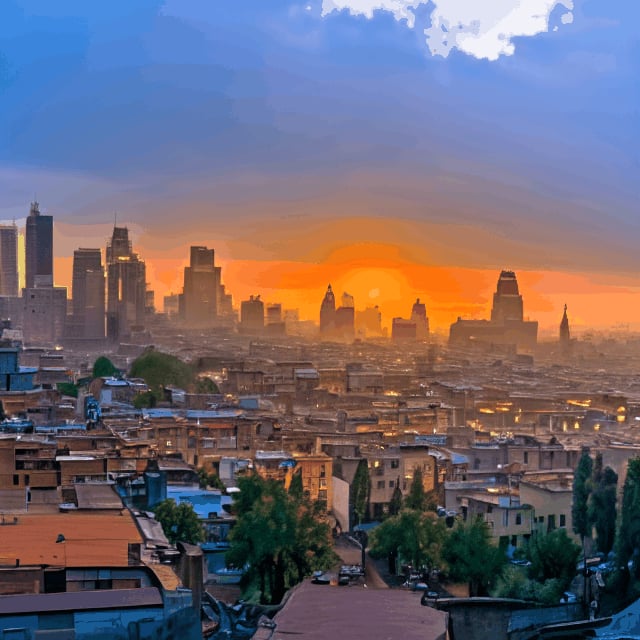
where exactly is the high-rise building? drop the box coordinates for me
[22,287,67,345]
[71,248,105,339]
[392,317,417,340]
[0,224,18,296]
[239,295,264,333]
[319,284,336,335]
[355,306,382,338]
[410,298,430,339]
[106,227,146,341]
[181,246,218,326]
[25,201,53,289]
[491,270,524,323]
[560,304,571,349]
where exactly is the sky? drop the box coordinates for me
[0,0,638,335]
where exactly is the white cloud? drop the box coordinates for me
[321,0,574,60]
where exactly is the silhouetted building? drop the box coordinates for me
[163,293,180,317]
[25,201,53,289]
[449,270,538,353]
[392,317,416,340]
[319,284,336,336]
[410,298,429,339]
[240,295,264,333]
[0,223,18,296]
[356,305,382,338]
[106,227,146,341]
[71,248,105,339]
[334,292,355,340]
[181,246,218,326]
[22,286,67,345]
[560,304,571,352]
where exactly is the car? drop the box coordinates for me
[560,592,577,603]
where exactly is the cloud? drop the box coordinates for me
[321,0,574,60]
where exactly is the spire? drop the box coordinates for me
[560,303,570,346]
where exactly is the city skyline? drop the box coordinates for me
[0,1,637,333]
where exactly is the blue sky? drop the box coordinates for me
[0,0,637,281]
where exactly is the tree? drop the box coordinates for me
[405,466,426,511]
[589,453,618,555]
[194,376,220,394]
[288,469,304,501]
[57,382,78,398]
[92,356,118,379]
[388,483,403,517]
[351,459,370,527]
[129,349,195,394]
[527,529,581,592]
[616,457,640,580]
[153,499,204,545]
[443,516,506,596]
[572,448,593,541]
[226,475,337,604]
[370,509,447,573]
[197,467,225,491]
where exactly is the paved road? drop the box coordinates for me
[334,536,388,589]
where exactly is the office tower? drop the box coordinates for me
[356,306,382,338]
[0,224,18,296]
[560,304,571,348]
[319,284,336,335]
[163,293,180,317]
[25,201,53,288]
[71,248,105,339]
[334,291,355,340]
[410,298,430,339]
[266,303,282,325]
[22,287,67,345]
[182,246,218,326]
[106,226,146,341]
[491,270,524,323]
[392,317,417,340]
[240,295,264,333]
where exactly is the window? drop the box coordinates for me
[389,481,395,488]
[377,481,385,489]
[12,474,18,486]
[391,459,399,469]
[319,479,327,488]
[516,513,522,525]
[538,515,545,524]
[523,451,529,464]
[320,465,326,478]
[560,514,566,527]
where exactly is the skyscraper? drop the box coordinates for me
[239,295,264,333]
[0,223,18,296]
[319,284,336,335]
[25,201,53,289]
[410,299,430,339]
[106,227,146,341]
[181,246,218,326]
[491,270,524,323]
[71,248,105,339]
[560,304,571,351]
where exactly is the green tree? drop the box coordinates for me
[443,516,506,596]
[133,391,157,409]
[197,467,225,491]
[572,448,593,541]
[129,349,195,394]
[226,475,336,604]
[194,376,220,394]
[388,483,403,517]
[288,469,304,501]
[351,459,370,527]
[153,499,204,545]
[405,466,426,511]
[370,509,447,572]
[589,453,618,555]
[616,457,640,580]
[527,529,581,591]
[57,382,78,398]
[92,356,118,378]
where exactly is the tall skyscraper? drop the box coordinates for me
[0,223,18,296]
[181,246,218,326]
[319,284,336,335]
[25,201,53,288]
[491,270,524,323]
[106,226,146,341]
[560,304,571,350]
[239,295,264,333]
[410,298,430,339]
[71,248,105,339]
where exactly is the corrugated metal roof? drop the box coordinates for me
[0,587,162,614]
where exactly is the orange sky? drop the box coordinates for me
[52,236,640,336]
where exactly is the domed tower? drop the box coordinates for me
[319,284,336,335]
